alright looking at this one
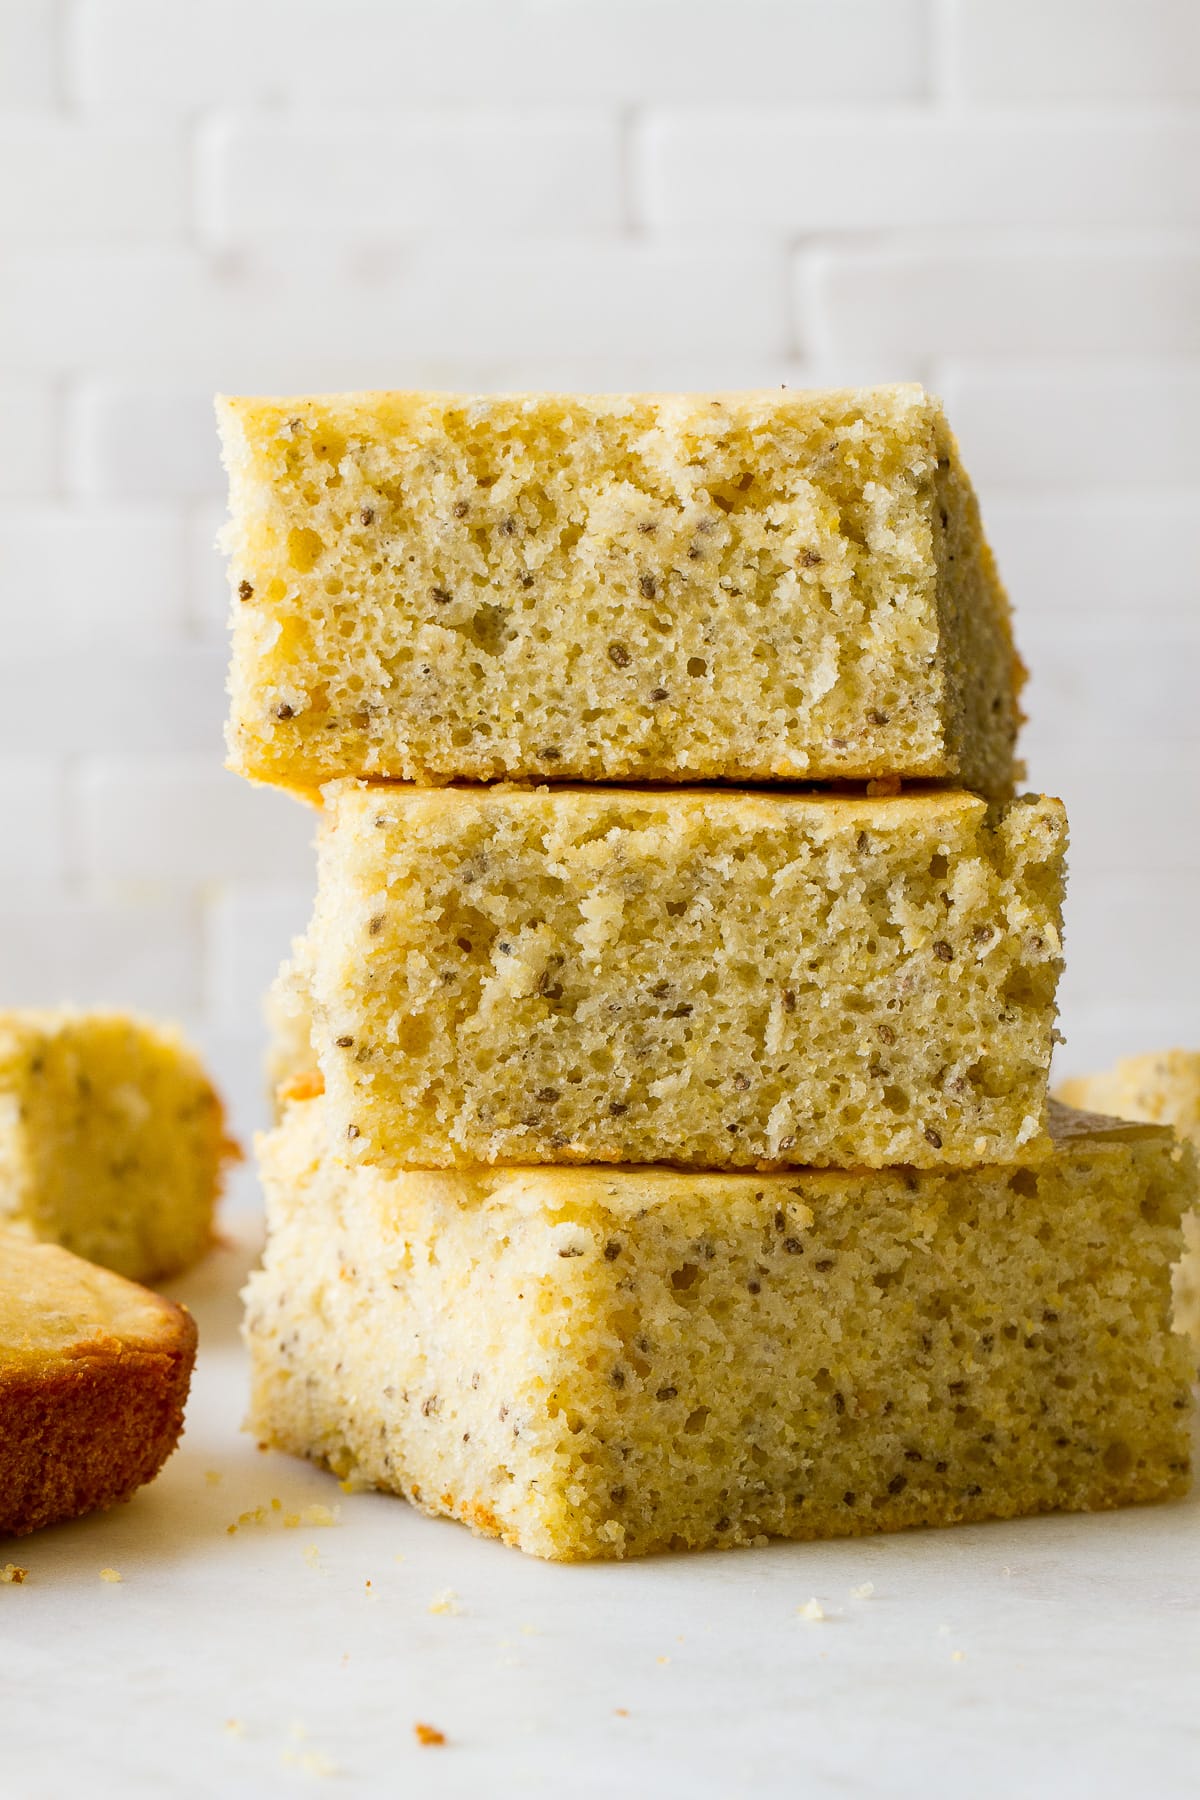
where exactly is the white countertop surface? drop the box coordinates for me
[3,1221,1197,1800]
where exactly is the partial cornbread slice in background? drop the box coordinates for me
[0,1232,196,1536]
[220,386,1022,796]
[0,1012,238,1283]
[291,783,1066,1172]
[244,1097,1193,1562]
[1058,1050,1200,1356]
[264,958,316,1120]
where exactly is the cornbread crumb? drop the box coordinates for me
[221,386,1021,796]
[1,1563,28,1583]
[951,1650,966,1663]
[300,1503,338,1526]
[851,1582,875,1600]
[303,1544,321,1566]
[0,1010,236,1283]
[797,1600,828,1621]
[224,1718,245,1738]
[298,784,1065,1172]
[99,1568,122,1583]
[1,1233,196,1536]
[428,1587,461,1615]
[1057,1050,1200,1355]
[245,1097,1190,1561]
[414,1723,446,1748]
[282,1750,337,1777]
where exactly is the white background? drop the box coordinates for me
[3,12,1199,1798]
[2,2,1198,1140]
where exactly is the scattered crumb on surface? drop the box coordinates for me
[393,1553,405,1564]
[656,1655,671,1665]
[428,1588,462,1615]
[519,1623,539,1636]
[224,1719,245,1738]
[614,1708,629,1719]
[282,1749,337,1777]
[1,1564,28,1584]
[851,1582,875,1600]
[232,1502,341,1535]
[414,1723,446,1748]
[797,1599,827,1621]
[99,1568,122,1583]
[952,1650,966,1663]
[303,1544,321,1567]
[299,1504,338,1527]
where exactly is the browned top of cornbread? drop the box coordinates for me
[0,1233,197,1536]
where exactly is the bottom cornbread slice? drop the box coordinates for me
[244,1099,1194,1561]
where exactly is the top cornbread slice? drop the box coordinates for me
[288,783,1066,1172]
[220,386,1022,795]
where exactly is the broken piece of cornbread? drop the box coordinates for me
[0,1012,237,1283]
[220,386,1022,796]
[1058,1050,1200,1356]
[290,784,1066,1171]
[1,1231,196,1535]
[244,1097,1193,1562]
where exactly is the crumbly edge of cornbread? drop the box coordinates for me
[0,1233,197,1536]
[296,784,1065,1172]
[0,1011,238,1283]
[930,414,1026,795]
[264,953,317,1119]
[221,386,1020,795]
[244,1098,1192,1562]
[1058,1051,1200,1356]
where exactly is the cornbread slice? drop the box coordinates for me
[0,1012,237,1283]
[1,1232,196,1536]
[220,386,1022,796]
[264,961,317,1118]
[1059,1051,1200,1356]
[244,1097,1193,1562]
[292,784,1066,1171]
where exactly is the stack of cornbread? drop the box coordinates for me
[222,388,1193,1561]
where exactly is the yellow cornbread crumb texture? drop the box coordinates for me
[0,1010,236,1283]
[220,386,1021,797]
[293,785,1065,1172]
[1058,1050,1200,1355]
[242,1096,1192,1563]
[264,973,316,1119]
[1,1563,28,1583]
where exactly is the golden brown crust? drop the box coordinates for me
[0,1239,197,1537]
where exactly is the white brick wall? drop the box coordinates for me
[1,0,1196,1145]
